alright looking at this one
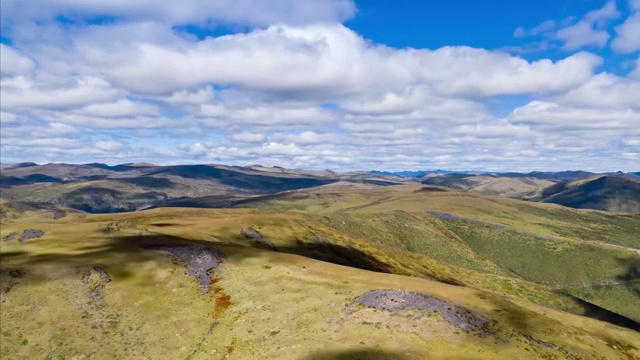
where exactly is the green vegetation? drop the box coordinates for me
[538,176,640,213]
[1,183,639,359]
[315,211,510,276]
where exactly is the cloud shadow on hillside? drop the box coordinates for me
[0,233,393,286]
[301,349,415,360]
[553,291,640,332]
[616,257,640,298]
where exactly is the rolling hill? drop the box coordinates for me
[1,186,639,359]
[0,163,409,213]
[421,174,555,198]
[537,175,640,213]
[3,163,639,214]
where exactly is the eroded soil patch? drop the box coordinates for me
[209,277,232,319]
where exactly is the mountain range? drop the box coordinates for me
[1,162,638,214]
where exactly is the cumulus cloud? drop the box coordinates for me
[0,44,35,76]
[513,20,557,38]
[556,1,620,50]
[0,76,122,110]
[5,22,602,98]
[0,112,19,124]
[508,101,640,130]
[76,99,159,117]
[612,0,640,52]
[513,1,623,51]
[1,0,356,27]
[0,0,638,171]
[550,73,640,109]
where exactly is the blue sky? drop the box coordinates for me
[0,0,639,171]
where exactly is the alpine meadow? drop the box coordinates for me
[1,0,639,359]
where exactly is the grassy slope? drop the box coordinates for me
[422,175,555,198]
[234,183,640,322]
[539,176,640,213]
[1,208,639,359]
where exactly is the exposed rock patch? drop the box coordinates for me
[0,268,26,293]
[81,266,112,303]
[102,221,130,232]
[19,229,45,242]
[3,232,16,242]
[523,335,583,360]
[424,211,458,221]
[355,290,492,337]
[241,227,274,248]
[148,245,225,294]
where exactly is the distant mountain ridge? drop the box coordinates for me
[0,162,411,213]
[419,172,640,213]
[537,175,640,213]
[371,169,477,177]
[372,169,639,181]
[2,162,639,214]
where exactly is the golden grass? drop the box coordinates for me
[1,207,639,359]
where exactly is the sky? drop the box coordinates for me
[0,0,639,172]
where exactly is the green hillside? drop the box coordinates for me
[1,184,639,359]
[539,176,640,213]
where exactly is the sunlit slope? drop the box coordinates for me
[234,183,640,247]
[234,183,640,322]
[421,174,555,198]
[1,208,639,359]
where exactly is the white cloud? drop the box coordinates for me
[0,137,81,148]
[0,112,19,124]
[1,0,356,27]
[555,1,620,50]
[1,0,638,172]
[42,114,177,129]
[508,101,640,130]
[270,131,342,145]
[556,21,611,50]
[452,122,532,138]
[162,88,215,105]
[0,44,35,76]
[513,20,557,38]
[551,73,640,109]
[199,101,335,130]
[0,76,122,110]
[1,119,78,139]
[94,140,124,151]
[612,0,640,52]
[513,1,622,52]
[633,57,640,78]
[76,99,159,117]
[47,122,79,135]
[231,133,266,143]
[584,0,620,23]
[16,23,601,98]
